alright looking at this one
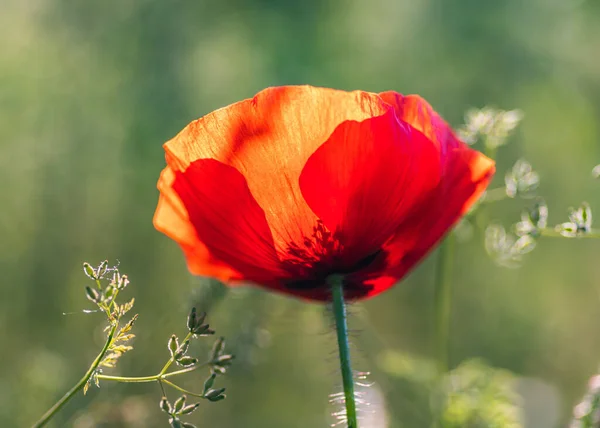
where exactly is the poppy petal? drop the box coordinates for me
[153,166,240,280]
[354,150,494,297]
[168,159,285,283]
[349,93,496,296]
[162,86,391,256]
[379,92,495,217]
[299,109,441,267]
[379,92,462,153]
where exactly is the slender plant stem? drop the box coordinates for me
[96,374,158,383]
[434,235,455,375]
[540,228,600,239]
[329,275,358,428]
[481,187,508,204]
[161,379,205,398]
[96,362,209,383]
[33,323,118,428]
[430,235,456,428]
[161,362,210,378]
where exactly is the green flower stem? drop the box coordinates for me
[434,235,455,375]
[540,228,600,239]
[431,235,455,428]
[161,379,205,398]
[96,361,209,383]
[32,323,118,428]
[329,275,358,428]
[96,374,159,383]
[484,144,498,162]
[159,332,193,376]
[481,187,508,204]
[97,371,208,399]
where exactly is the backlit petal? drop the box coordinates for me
[170,159,285,283]
[356,149,494,298]
[299,109,441,268]
[153,165,240,280]
[348,93,496,297]
[163,86,390,255]
[379,92,462,153]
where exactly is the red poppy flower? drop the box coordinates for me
[153,86,494,302]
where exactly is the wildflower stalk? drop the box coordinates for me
[434,235,455,374]
[481,187,508,204]
[34,262,231,428]
[329,275,358,428]
[430,235,456,428]
[540,228,600,239]
[96,362,210,383]
[32,323,119,428]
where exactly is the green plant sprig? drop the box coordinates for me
[33,261,233,428]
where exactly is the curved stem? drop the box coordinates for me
[434,235,454,375]
[161,379,204,398]
[540,228,600,239]
[33,323,118,428]
[163,362,209,378]
[329,275,358,428]
[96,374,159,383]
[96,361,209,383]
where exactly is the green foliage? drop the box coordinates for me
[378,352,523,427]
[33,262,232,427]
[440,360,522,428]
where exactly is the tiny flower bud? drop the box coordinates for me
[83,262,97,280]
[177,356,198,367]
[104,285,116,300]
[173,395,186,413]
[187,307,197,331]
[215,354,234,366]
[203,373,216,394]
[204,387,226,402]
[118,274,129,290]
[195,311,207,327]
[97,260,108,278]
[110,272,120,286]
[160,397,171,413]
[168,335,179,357]
[85,286,101,303]
[179,339,190,355]
[556,222,578,238]
[180,403,200,415]
[211,365,226,375]
[192,324,214,336]
[211,337,225,360]
[192,324,215,336]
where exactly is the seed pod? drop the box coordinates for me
[83,262,97,280]
[180,403,200,415]
[168,335,179,357]
[173,395,186,413]
[160,397,171,413]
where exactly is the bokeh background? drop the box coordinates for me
[2,0,600,427]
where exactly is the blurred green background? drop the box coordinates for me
[2,0,600,427]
